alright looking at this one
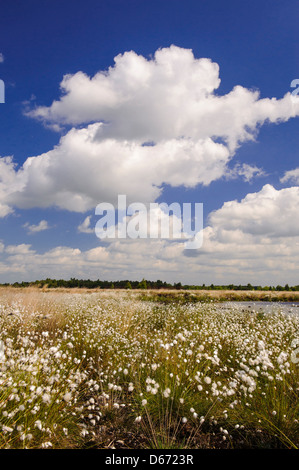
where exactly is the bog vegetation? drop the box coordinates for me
[0,288,298,449]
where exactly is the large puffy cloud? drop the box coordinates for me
[0,156,25,216]
[207,184,299,237]
[87,183,299,284]
[28,46,222,136]
[28,45,299,150]
[1,45,299,216]
[3,124,230,211]
[182,184,299,282]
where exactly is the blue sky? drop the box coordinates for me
[0,0,298,284]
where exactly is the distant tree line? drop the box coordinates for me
[1,278,299,291]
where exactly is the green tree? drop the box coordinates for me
[138,278,147,289]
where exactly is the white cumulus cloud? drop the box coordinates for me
[27,45,299,151]
[78,215,94,234]
[207,184,299,237]
[280,168,299,185]
[23,220,50,233]
[0,45,297,217]
[3,125,230,211]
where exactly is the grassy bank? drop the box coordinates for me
[3,286,299,302]
[139,289,299,304]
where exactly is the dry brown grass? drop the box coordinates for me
[0,286,69,332]
[2,286,299,302]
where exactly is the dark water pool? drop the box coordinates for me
[221,301,299,315]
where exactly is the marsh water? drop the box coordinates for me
[220,301,299,316]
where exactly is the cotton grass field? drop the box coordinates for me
[0,288,298,449]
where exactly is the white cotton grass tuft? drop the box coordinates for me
[63,393,72,403]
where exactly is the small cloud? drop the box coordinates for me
[280,168,299,185]
[226,163,265,182]
[23,220,50,234]
[43,122,63,132]
[0,53,4,63]
[22,94,37,106]
[78,215,94,234]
